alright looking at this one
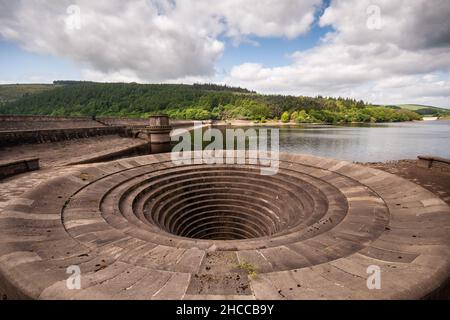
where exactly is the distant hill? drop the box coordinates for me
[0,81,422,123]
[0,82,252,104]
[396,104,450,116]
[0,84,57,103]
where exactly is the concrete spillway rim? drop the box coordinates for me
[0,152,449,300]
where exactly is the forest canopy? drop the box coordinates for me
[0,82,422,123]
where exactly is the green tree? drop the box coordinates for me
[290,111,298,121]
[281,111,290,123]
[295,110,312,123]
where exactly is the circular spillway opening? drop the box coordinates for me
[9,152,449,300]
[141,166,317,241]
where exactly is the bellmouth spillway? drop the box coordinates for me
[0,152,449,299]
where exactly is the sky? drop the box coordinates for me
[0,0,450,108]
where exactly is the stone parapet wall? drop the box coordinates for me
[97,117,148,127]
[0,126,125,147]
[171,120,197,128]
[98,117,196,128]
[1,115,200,131]
[0,158,39,180]
[0,115,102,131]
[0,115,199,146]
[0,115,91,122]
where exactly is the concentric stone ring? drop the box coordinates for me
[0,152,449,299]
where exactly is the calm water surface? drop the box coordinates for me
[204,121,450,162]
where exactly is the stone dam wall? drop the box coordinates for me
[97,117,197,129]
[1,115,196,130]
[0,115,198,147]
[0,115,103,131]
[0,126,126,147]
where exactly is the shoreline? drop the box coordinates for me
[212,119,448,127]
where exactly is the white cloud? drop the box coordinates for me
[213,0,321,40]
[0,0,320,82]
[227,0,450,107]
[0,0,226,81]
[320,0,450,51]
[1,0,450,107]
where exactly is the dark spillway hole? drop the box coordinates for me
[178,212,269,240]
[145,186,285,240]
[141,168,312,241]
[161,202,279,240]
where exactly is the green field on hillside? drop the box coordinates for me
[396,104,450,116]
[397,104,430,111]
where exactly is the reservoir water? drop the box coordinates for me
[187,120,450,163]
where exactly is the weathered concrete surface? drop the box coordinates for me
[367,159,450,206]
[0,136,148,168]
[0,152,449,300]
